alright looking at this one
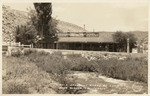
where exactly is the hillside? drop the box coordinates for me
[2,5,86,42]
[127,31,148,43]
[2,5,29,42]
[57,20,87,32]
[97,31,148,44]
[2,5,147,44]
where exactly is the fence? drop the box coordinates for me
[2,42,32,52]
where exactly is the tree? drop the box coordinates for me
[15,3,59,47]
[113,31,137,52]
[126,32,137,51]
[15,24,38,45]
[34,3,58,43]
[15,8,40,45]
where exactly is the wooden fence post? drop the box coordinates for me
[19,42,21,47]
[31,43,33,48]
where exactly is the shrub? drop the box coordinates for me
[38,53,71,75]
[3,82,29,94]
[67,54,81,59]
[23,48,37,56]
[27,51,88,94]
[27,51,71,80]
[66,53,148,83]
[10,47,23,57]
[95,58,148,83]
[69,56,98,72]
[8,49,148,85]
[2,55,56,94]
[36,50,49,56]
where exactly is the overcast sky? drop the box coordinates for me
[4,2,148,32]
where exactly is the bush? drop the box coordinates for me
[36,50,49,56]
[10,47,23,57]
[94,58,148,83]
[67,54,81,59]
[38,53,71,75]
[26,51,148,83]
[27,51,71,80]
[71,57,98,72]
[4,50,148,94]
[8,49,148,84]
[23,48,37,56]
[3,82,29,94]
[27,51,88,94]
[66,53,148,83]
[3,55,56,94]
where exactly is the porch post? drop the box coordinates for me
[81,43,83,50]
[127,38,130,53]
[113,43,114,52]
[90,43,92,51]
[56,42,59,49]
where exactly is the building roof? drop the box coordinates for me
[57,32,116,43]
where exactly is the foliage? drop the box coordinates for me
[15,7,43,45]
[15,24,38,45]
[42,18,59,43]
[10,47,23,57]
[3,55,56,94]
[26,51,87,94]
[34,3,58,43]
[7,49,148,83]
[15,4,59,47]
[126,32,137,50]
[27,8,39,32]
[3,81,29,94]
[23,48,37,56]
[95,58,147,83]
[3,49,148,94]
[2,5,29,42]
[68,53,147,83]
[34,3,52,36]
[70,56,99,72]
[26,50,147,83]
[113,31,137,52]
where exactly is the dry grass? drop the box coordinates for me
[9,48,148,83]
[2,55,57,94]
[3,48,148,94]
[67,54,148,83]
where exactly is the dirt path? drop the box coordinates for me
[68,71,148,94]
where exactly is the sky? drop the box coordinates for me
[4,2,148,32]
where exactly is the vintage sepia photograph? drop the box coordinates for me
[2,1,148,94]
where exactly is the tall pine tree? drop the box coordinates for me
[34,3,58,43]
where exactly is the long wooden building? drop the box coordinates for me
[53,32,118,52]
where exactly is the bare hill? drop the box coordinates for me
[2,5,147,44]
[57,20,87,32]
[127,31,148,43]
[2,5,87,42]
[2,5,29,42]
[97,31,148,43]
